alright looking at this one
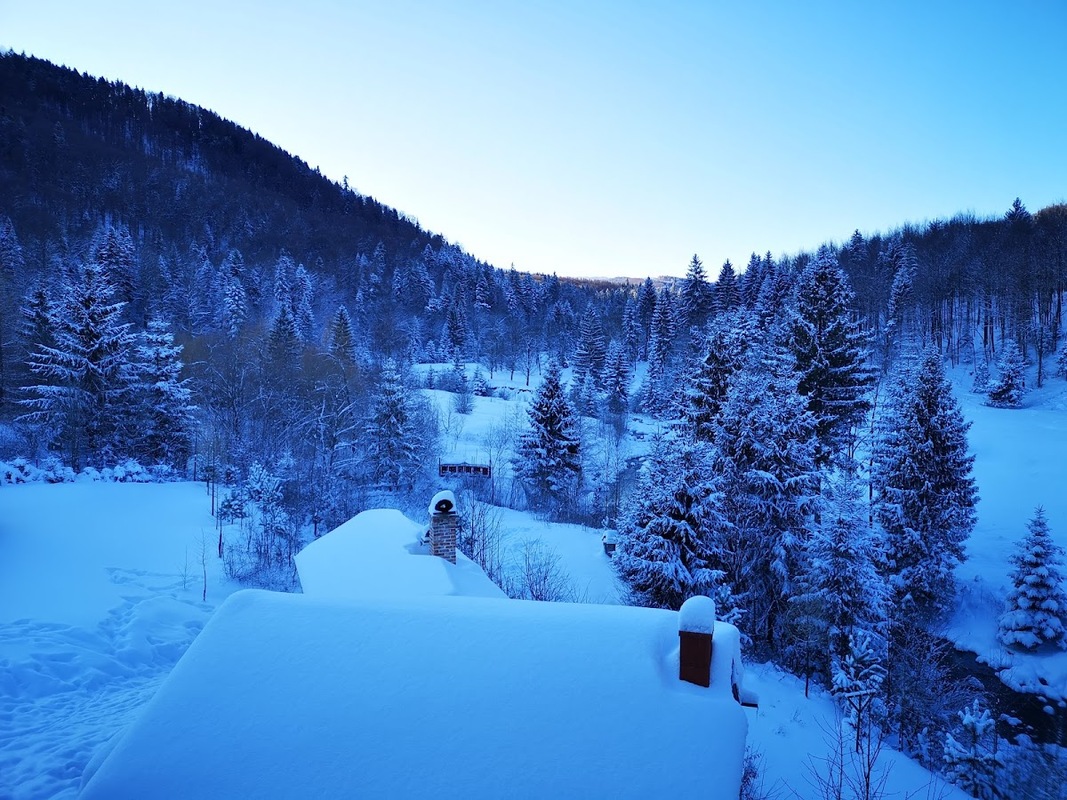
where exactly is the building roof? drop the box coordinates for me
[80,590,748,799]
[294,508,506,600]
[80,509,749,799]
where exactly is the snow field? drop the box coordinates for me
[946,369,1067,699]
[0,482,238,799]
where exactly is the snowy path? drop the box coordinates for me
[0,483,233,800]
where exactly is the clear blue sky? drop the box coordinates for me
[3,1,1065,279]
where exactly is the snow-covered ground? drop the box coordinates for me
[0,482,238,799]
[6,362,1062,799]
[945,368,1067,702]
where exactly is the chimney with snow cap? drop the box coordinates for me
[427,490,459,564]
[678,596,716,687]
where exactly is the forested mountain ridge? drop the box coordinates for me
[0,50,445,275]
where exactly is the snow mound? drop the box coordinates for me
[679,595,716,633]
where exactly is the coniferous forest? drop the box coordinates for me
[3,51,1067,793]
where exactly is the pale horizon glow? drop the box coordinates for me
[2,1,1066,279]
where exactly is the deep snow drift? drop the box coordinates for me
[0,481,237,800]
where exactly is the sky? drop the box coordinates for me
[2,1,1066,279]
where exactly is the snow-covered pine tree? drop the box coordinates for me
[831,631,888,753]
[788,245,874,467]
[268,298,298,353]
[679,254,714,330]
[614,432,727,610]
[685,309,752,444]
[444,300,470,361]
[635,277,657,359]
[291,264,315,342]
[793,477,889,674]
[998,507,1067,650]
[972,359,991,394]
[0,216,25,406]
[603,339,631,418]
[572,303,607,388]
[987,339,1026,408]
[1057,344,1067,380]
[739,253,765,309]
[714,259,740,313]
[712,344,820,646]
[643,288,676,416]
[19,260,136,469]
[882,242,916,371]
[872,348,978,618]
[622,298,641,365]
[132,317,196,468]
[364,359,421,493]
[91,223,137,308]
[514,359,581,512]
[221,275,248,339]
[328,306,357,364]
[943,700,1005,800]
[19,284,57,358]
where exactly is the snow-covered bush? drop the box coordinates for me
[1,457,172,485]
[0,457,76,484]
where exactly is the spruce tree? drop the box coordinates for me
[603,340,631,418]
[614,433,726,610]
[365,359,421,492]
[712,345,820,645]
[714,259,740,313]
[292,264,315,341]
[221,276,248,339]
[643,288,676,416]
[92,224,137,308]
[572,303,607,387]
[998,507,1067,650]
[943,700,1005,800]
[0,216,25,406]
[679,254,714,330]
[739,253,765,309]
[635,277,657,359]
[622,298,640,364]
[685,310,751,444]
[788,245,874,467]
[133,317,196,467]
[872,349,978,618]
[794,477,889,673]
[328,306,356,364]
[987,339,1026,408]
[20,261,136,469]
[514,360,581,511]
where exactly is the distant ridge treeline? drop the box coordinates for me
[0,50,444,279]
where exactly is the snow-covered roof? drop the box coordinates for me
[293,508,506,600]
[79,590,748,799]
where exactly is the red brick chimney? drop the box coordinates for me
[678,596,716,687]
[427,490,459,564]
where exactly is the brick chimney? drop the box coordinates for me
[678,596,716,687]
[427,490,459,564]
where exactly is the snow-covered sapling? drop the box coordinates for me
[987,340,1026,408]
[998,507,1067,650]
